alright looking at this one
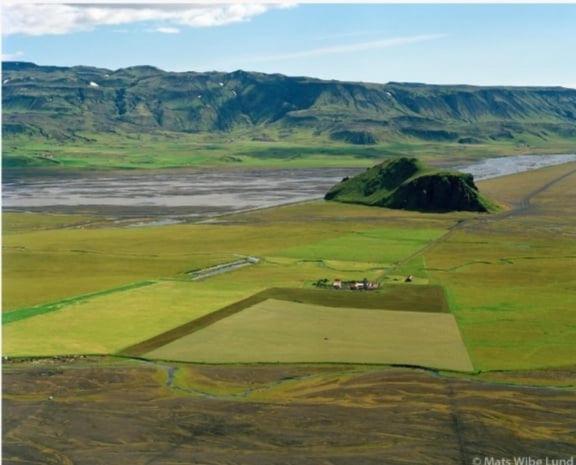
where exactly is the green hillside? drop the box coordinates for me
[4,61,576,139]
[325,157,498,212]
[3,62,576,168]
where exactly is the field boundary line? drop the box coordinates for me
[3,280,157,325]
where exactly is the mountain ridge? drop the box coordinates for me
[3,61,576,145]
[4,61,574,89]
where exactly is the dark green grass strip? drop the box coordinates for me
[269,285,449,313]
[120,284,449,357]
[3,280,157,325]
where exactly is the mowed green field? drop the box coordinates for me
[145,298,474,371]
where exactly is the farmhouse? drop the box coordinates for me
[326,278,379,291]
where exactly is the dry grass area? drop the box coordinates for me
[3,358,576,465]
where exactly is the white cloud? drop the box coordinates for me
[2,50,24,60]
[248,34,447,62]
[2,2,289,36]
[154,27,181,34]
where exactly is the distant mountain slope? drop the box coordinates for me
[325,157,498,212]
[3,61,576,143]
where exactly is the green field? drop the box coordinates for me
[425,162,576,370]
[426,229,576,371]
[277,228,445,263]
[2,215,446,357]
[5,128,576,170]
[1,221,338,310]
[145,298,473,371]
[3,233,231,310]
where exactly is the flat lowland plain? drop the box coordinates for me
[3,203,454,358]
[145,298,473,371]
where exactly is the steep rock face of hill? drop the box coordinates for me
[325,157,497,212]
[3,62,576,142]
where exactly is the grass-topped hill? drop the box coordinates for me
[325,157,498,212]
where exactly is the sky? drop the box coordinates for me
[2,2,576,87]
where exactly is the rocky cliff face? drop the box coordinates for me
[386,172,491,212]
[3,62,576,142]
[325,157,497,213]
